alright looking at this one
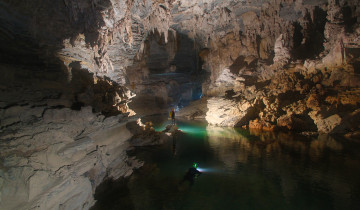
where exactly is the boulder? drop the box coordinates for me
[205,97,252,127]
[277,114,315,131]
[309,111,342,133]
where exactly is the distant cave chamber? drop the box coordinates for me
[127,29,206,115]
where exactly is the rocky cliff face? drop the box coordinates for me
[175,0,360,136]
[0,106,143,209]
[1,0,360,209]
[200,0,360,137]
[0,104,173,209]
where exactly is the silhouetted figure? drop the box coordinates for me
[171,108,175,125]
[180,167,202,186]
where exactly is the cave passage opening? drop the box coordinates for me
[127,29,206,115]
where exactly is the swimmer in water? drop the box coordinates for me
[180,163,202,186]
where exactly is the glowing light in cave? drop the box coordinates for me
[177,124,207,137]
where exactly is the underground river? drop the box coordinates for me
[92,116,360,210]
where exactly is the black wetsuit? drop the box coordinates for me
[181,167,202,185]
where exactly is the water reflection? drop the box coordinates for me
[206,126,360,209]
[172,135,177,156]
[93,119,360,210]
[310,134,343,159]
[206,126,252,169]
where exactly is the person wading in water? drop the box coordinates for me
[170,108,176,125]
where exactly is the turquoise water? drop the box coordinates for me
[93,117,360,210]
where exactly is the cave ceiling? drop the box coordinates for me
[1,0,341,84]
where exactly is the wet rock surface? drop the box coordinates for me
[0,105,180,209]
[126,119,172,146]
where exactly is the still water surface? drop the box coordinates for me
[93,117,360,210]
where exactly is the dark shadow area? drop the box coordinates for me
[130,29,206,114]
[346,48,360,74]
[353,60,360,75]
[146,29,173,73]
[292,21,304,55]
[146,29,201,75]
[277,114,318,132]
[0,0,112,63]
[342,5,357,33]
[92,119,360,209]
[90,178,134,210]
[179,167,201,186]
[296,114,318,132]
[291,7,327,60]
[70,101,85,110]
[0,0,126,117]
[242,75,259,86]
[235,106,260,127]
[229,55,257,75]
[229,55,246,74]
[225,89,236,99]
[173,33,201,74]
[255,80,271,90]
[278,90,306,108]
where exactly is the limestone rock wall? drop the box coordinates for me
[2,0,358,95]
[0,106,142,210]
[198,0,360,136]
[2,0,358,131]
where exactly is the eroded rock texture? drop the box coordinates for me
[190,0,359,136]
[1,0,360,209]
[0,106,142,209]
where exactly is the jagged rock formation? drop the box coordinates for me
[126,118,172,146]
[0,106,143,209]
[1,0,360,209]
[197,0,360,136]
[0,105,174,209]
[3,0,358,127]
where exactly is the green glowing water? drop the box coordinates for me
[92,116,360,210]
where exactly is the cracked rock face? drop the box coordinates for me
[0,106,143,210]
